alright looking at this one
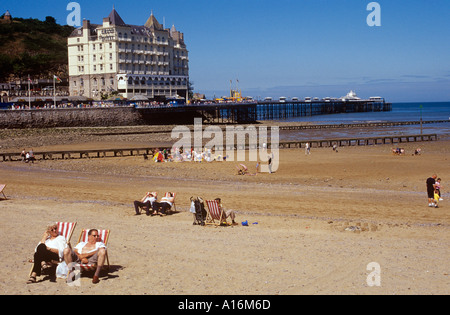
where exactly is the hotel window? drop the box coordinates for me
[93,65,96,72]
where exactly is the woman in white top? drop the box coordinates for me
[151,192,176,216]
[27,223,67,284]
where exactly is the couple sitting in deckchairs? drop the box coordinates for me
[134,191,176,216]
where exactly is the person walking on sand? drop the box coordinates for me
[426,174,437,207]
[305,142,310,155]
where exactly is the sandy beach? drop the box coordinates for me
[0,124,449,295]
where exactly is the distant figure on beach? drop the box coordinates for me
[268,154,273,173]
[426,174,437,207]
[332,144,338,153]
[433,189,440,208]
[134,192,157,215]
[237,164,248,175]
[392,147,405,155]
[305,143,310,155]
[435,178,443,201]
[25,149,35,163]
[20,148,26,162]
[414,148,421,155]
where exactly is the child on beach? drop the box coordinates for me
[435,178,443,201]
[433,189,440,208]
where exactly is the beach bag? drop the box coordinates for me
[191,196,207,226]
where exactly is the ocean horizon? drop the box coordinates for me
[278,102,450,141]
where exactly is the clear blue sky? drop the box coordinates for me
[2,0,449,102]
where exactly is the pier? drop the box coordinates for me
[182,99,391,124]
[254,99,391,121]
[1,98,391,128]
[0,133,437,162]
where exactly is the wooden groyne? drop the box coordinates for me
[278,120,449,131]
[0,134,437,162]
[275,134,438,149]
[0,148,155,162]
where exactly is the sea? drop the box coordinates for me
[278,102,450,141]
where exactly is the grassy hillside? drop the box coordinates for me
[0,16,74,81]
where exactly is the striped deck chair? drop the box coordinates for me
[74,229,110,273]
[0,184,7,200]
[57,222,77,248]
[205,199,229,226]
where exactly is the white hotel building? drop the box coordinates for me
[67,8,189,100]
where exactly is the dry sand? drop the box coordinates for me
[0,125,449,295]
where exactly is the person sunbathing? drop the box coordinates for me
[152,192,176,216]
[134,191,157,215]
[63,229,107,284]
[27,223,68,284]
[237,164,248,175]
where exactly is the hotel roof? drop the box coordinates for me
[108,8,126,26]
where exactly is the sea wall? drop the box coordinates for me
[0,107,147,128]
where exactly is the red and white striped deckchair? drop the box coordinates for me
[0,184,7,200]
[205,199,229,226]
[57,222,77,247]
[75,229,110,272]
